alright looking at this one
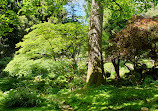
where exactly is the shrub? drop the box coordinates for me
[3,87,45,108]
[0,57,12,74]
[145,68,158,80]
[5,56,82,90]
[4,22,88,92]
[0,76,19,91]
[153,80,158,85]
[5,57,74,78]
[77,60,87,75]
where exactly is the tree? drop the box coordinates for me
[0,0,24,57]
[115,15,158,84]
[102,0,158,80]
[0,0,73,58]
[87,0,105,86]
[117,15,158,65]
[85,0,158,84]
[0,0,19,37]
[86,0,138,83]
[103,0,137,80]
[19,0,68,23]
[5,22,88,78]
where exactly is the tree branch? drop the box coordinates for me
[108,0,122,11]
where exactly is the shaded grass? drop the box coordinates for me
[0,78,158,111]
[57,85,158,111]
[0,106,60,111]
[0,64,157,111]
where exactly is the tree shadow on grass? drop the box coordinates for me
[62,85,158,111]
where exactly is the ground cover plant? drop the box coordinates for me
[0,81,158,111]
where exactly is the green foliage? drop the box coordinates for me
[0,0,20,36]
[77,60,88,75]
[145,6,158,17]
[0,0,26,58]
[5,57,85,90]
[5,22,88,76]
[143,76,154,85]
[103,0,137,31]
[2,87,45,108]
[15,22,88,59]
[0,77,18,92]
[153,80,158,85]
[134,0,158,12]
[5,56,72,77]
[3,22,87,97]
[19,0,68,23]
[145,68,158,80]
[0,57,12,72]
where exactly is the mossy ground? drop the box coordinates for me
[0,76,157,111]
[56,85,158,111]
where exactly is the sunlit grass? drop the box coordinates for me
[104,60,154,79]
[0,78,158,111]
[104,62,130,78]
[57,85,158,111]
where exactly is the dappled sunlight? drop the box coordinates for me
[53,85,158,110]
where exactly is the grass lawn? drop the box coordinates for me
[0,79,158,111]
[0,60,157,111]
[57,85,158,111]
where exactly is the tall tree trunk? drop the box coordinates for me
[87,0,105,86]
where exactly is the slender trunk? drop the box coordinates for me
[112,59,120,80]
[72,53,78,74]
[153,43,157,67]
[87,0,105,86]
[154,59,157,67]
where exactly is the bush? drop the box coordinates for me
[5,56,84,90]
[0,57,12,68]
[145,68,158,80]
[77,61,87,75]
[0,57,12,73]
[153,80,158,85]
[0,76,19,92]
[5,56,74,78]
[3,87,45,108]
[143,76,154,85]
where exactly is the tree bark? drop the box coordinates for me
[112,58,120,80]
[72,52,78,74]
[87,0,105,86]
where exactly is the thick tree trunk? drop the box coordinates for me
[87,0,105,86]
